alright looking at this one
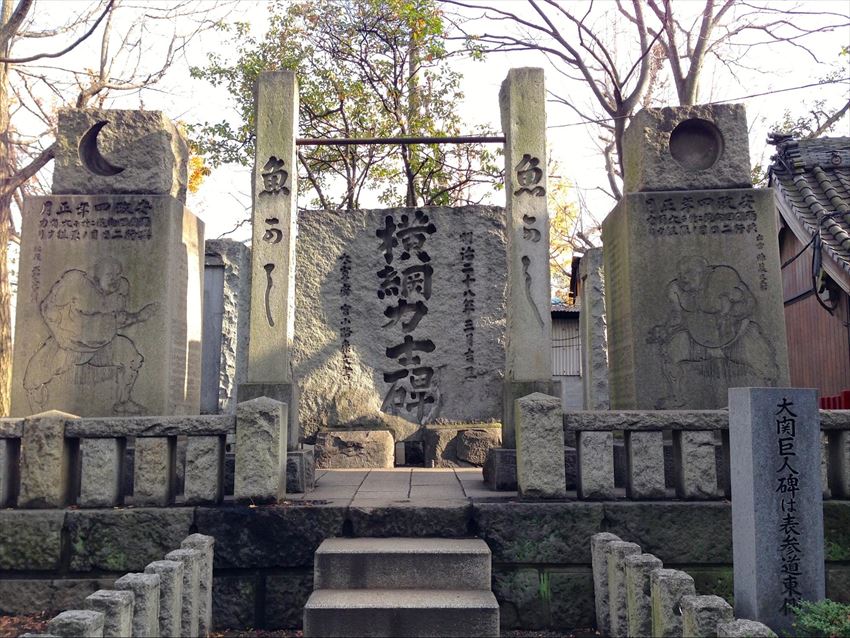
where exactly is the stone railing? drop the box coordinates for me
[0,396,312,509]
[562,409,850,500]
[26,533,215,638]
[590,532,776,638]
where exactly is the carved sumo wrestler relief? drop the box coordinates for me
[24,256,159,415]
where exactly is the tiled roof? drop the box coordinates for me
[769,136,850,279]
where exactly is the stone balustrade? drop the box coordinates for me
[20,533,215,638]
[590,532,776,637]
[0,396,313,509]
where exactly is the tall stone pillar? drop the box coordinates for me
[601,104,789,409]
[579,248,609,410]
[499,67,556,448]
[237,71,300,448]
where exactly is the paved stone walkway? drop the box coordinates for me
[286,468,517,505]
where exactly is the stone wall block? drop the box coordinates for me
[182,533,215,636]
[515,393,566,498]
[114,572,161,638]
[605,541,641,637]
[145,560,184,637]
[47,610,104,637]
[315,430,392,469]
[673,431,718,499]
[625,552,663,637]
[625,431,666,498]
[715,619,778,637]
[235,397,287,502]
[165,548,202,638]
[577,431,615,499]
[650,568,695,638]
[590,532,621,634]
[79,438,124,507]
[286,448,315,493]
[133,437,174,506]
[184,435,223,504]
[19,411,75,508]
[84,589,134,638]
[680,594,733,637]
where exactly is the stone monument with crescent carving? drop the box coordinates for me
[10,109,204,417]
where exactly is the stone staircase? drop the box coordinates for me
[303,538,499,637]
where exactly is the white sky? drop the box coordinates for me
[10,0,850,243]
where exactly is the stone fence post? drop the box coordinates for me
[234,397,287,503]
[84,590,134,638]
[182,533,215,637]
[18,410,76,508]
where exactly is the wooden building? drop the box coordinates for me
[770,136,850,397]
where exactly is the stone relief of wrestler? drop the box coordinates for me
[646,255,778,408]
[23,256,159,415]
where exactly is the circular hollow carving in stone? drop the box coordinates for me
[668,118,724,170]
[79,120,126,176]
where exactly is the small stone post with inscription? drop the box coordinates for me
[601,105,789,409]
[499,67,556,448]
[11,109,204,417]
[237,70,300,450]
[729,387,824,634]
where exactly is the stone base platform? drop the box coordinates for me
[3,473,850,632]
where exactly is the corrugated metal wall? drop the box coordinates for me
[552,316,581,376]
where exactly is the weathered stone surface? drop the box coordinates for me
[623,104,751,193]
[133,437,174,506]
[549,570,596,630]
[626,431,666,498]
[314,430,393,469]
[286,448,315,493]
[483,447,517,491]
[181,533,215,637]
[602,188,788,410]
[625,552,663,638]
[348,501,472,538]
[0,417,23,437]
[606,541,641,637]
[730,388,824,634]
[202,239,249,416]
[564,409,729,431]
[18,411,73,508]
[212,574,257,630]
[650,568,695,638]
[0,437,17,508]
[493,568,547,629]
[590,532,621,635]
[47,610,104,638]
[601,501,732,564]
[67,508,194,572]
[577,431,614,499]
[716,618,778,637]
[0,510,64,570]
[194,505,346,569]
[184,435,223,504]
[674,430,718,498]
[423,427,463,468]
[114,573,160,638]
[165,548,201,638]
[680,594,733,637]
[66,415,234,437]
[84,589,134,638]
[11,194,204,417]
[515,393,566,498]
[235,397,287,502]
[79,437,124,507]
[265,570,313,629]
[457,428,502,466]
[578,248,610,410]
[0,578,114,615]
[476,502,605,564]
[293,205,507,443]
[53,109,188,200]
[145,560,183,637]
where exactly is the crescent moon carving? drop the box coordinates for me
[78,120,126,177]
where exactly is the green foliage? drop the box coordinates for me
[793,599,850,637]
[190,0,500,209]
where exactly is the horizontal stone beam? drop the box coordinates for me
[565,409,850,432]
[0,419,23,438]
[65,415,235,438]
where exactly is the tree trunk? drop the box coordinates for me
[0,0,14,416]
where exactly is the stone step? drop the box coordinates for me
[303,589,499,637]
[314,538,491,590]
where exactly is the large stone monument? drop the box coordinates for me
[602,105,789,409]
[11,109,204,417]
